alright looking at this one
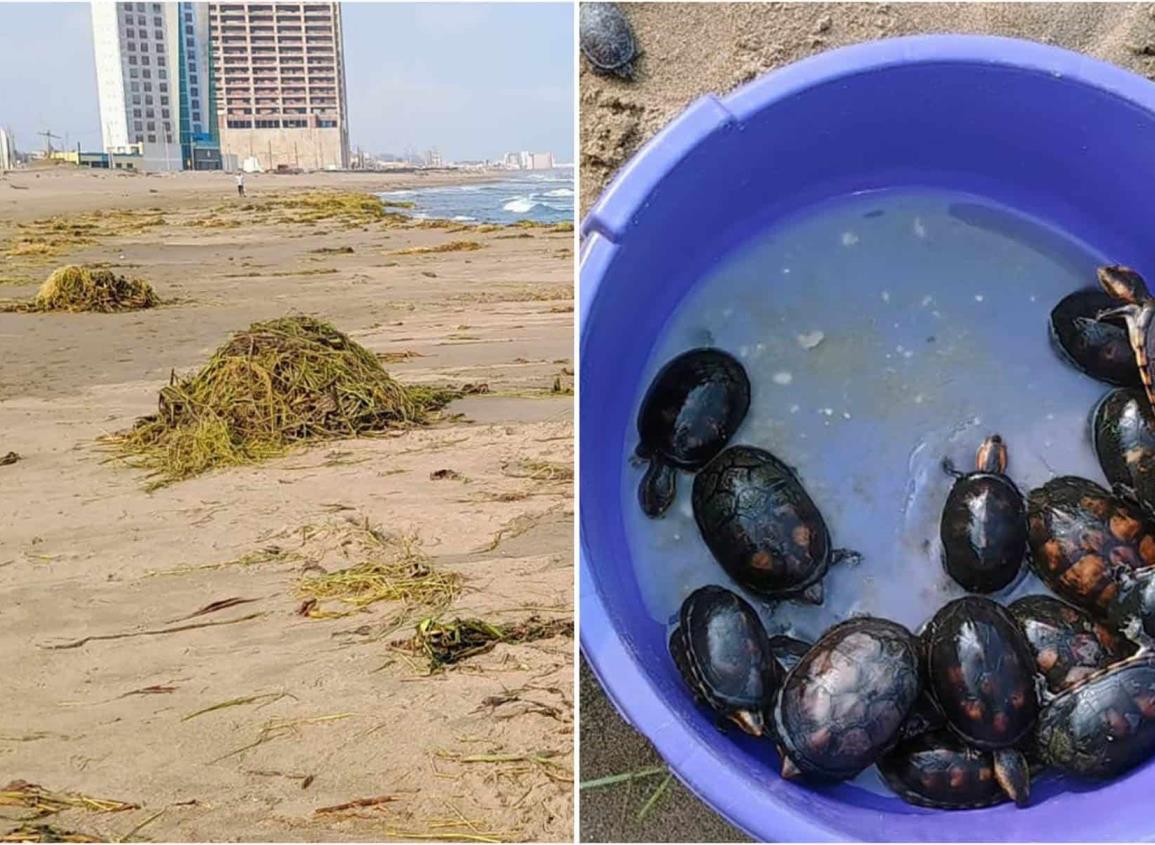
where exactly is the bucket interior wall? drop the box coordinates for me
[581,42,1155,842]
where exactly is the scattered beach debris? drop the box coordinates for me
[392,240,485,255]
[42,611,266,651]
[294,517,461,621]
[0,452,20,466]
[429,468,463,481]
[0,781,138,818]
[0,265,158,313]
[309,246,355,255]
[1,823,103,843]
[402,616,573,671]
[103,315,460,485]
[314,794,396,815]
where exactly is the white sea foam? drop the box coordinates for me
[544,188,574,197]
[503,196,540,214]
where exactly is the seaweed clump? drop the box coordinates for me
[25,265,158,312]
[106,315,458,484]
[405,616,573,671]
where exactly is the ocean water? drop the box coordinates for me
[622,189,1112,795]
[377,167,573,225]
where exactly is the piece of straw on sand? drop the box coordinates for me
[104,315,460,485]
[8,265,159,313]
[404,616,573,671]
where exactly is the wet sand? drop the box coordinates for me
[1,167,573,842]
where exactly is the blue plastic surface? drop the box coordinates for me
[579,36,1155,841]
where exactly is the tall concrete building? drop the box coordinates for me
[208,3,349,171]
[91,2,221,171]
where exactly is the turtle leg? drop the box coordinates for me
[728,708,764,737]
[831,548,862,567]
[941,457,964,479]
[638,459,677,518]
[992,748,1030,808]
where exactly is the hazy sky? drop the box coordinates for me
[0,2,573,162]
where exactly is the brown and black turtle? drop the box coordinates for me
[940,435,1028,593]
[1009,594,1134,693]
[771,616,921,781]
[1035,650,1155,780]
[1092,387,1155,515]
[1049,288,1143,388]
[923,597,1039,807]
[878,730,1011,810]
[1097,265,1155,415]
[669,585,782,736]
[692,445,860,604]
[635,348,750,517]
[1027,475,1155,618]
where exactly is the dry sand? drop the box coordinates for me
[579,4,1155,841]
[0,167,573,842]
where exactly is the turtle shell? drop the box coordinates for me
[669,585,782,736]
[579,3,638,77]
[1009,594,1134,693]
[1092,387,1155,514]
[925,596,1039,750]
[1035,653,1155,779]
[635,348,750,517]
[897,689,948,742]
[772,617,921,781]
[692,445,834,601]
[1049,289,1142,388]
[940,469,1027,593]
[878,730,1009,810]
[1027,476,1155,615]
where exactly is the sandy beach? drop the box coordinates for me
[579,4,1155,841]
[0,167,573,842]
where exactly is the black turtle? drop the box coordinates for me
[635,348,750,518]
[940,435,1027,593]
[1049,289,1143,387]
[771,616,921,782]
[579,3,638,80]
[1097,265,1155,415]
[1092,387,1155,514]
[669,585,782,736]
[1027,476,1155,619]
[1035,651,1155,780]
[1009,594,1133,693]
[692,445,859,604]
[924,597,1038,807]
[878,730,1011,810]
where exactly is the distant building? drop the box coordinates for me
[424,147,442,167]
[529,152,555,170]
[91,2,221,171]
[208,2,349,171]
[0,129,14,172]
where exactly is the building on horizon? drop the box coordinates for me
[91,1,221,171]
[0,129,15,172]
[208,2,349,171]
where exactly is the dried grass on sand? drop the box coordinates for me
[105,315,458,485]
[3,265,158,313]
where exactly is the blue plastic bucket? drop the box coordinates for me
[579,35,1155,841]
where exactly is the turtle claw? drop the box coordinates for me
[799,580,824,605]
[941,457,964,479]
[832,548,862,567]
[729,709,764,737]
[780,754,802,780]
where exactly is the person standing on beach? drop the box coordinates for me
[236,173,245,197]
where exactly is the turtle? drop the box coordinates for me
[1008,594,1134,693]
[940,435,1028,593]
[669,585,782,736]
[771,616,921,782]
[1035,651,1155,780]
[1096,265,1155,415]
[1027,475,1155,617]
[692,445,860,604]
[1092,387,1155,515]
[579,3,639,80]
[878,730,1011,810]
[923,596,1039,807]
[1049,289,1143,388]
[635,348,750,518]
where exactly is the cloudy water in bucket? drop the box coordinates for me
[622,189,1113,796]
[377,167,573,225]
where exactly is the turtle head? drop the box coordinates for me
[1098,265,1151,305]
[976,434,1007,474]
